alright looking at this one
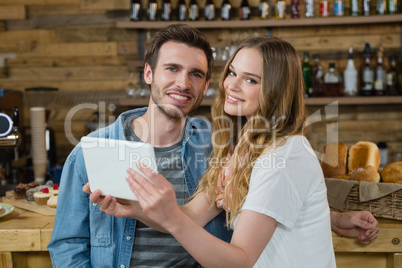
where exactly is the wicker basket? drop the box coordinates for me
[343,182,402,221]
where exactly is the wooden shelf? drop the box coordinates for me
[116,14,402,29]
[118,96,402,107]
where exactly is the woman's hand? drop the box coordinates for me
[82,183,139,218]
[126,162,181,230]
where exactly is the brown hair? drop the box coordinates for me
[144,24,213,81]
[196,36,308,228]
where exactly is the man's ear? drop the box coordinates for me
[203,80,210,95]
[144,63,153,85]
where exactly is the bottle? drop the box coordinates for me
[377,0,386,14]
[387,0,397,13]
[276,0,287,19]
[189,0,199,21]
[239,0,250,20]
[361,43,374,96]
[374,46,386,96]
[221,0,232,20]
[377,142,388,168]
[177,0,187,21]
[147,0,158,21]
[130,0,141,21]
[312,54,324,97]
[350,0,360,15]
[324,63,343,97]
[362,0,371,15]
[343,46,358,96]
[320,0,330,16]
[161,0,171,21]
[205,0,216,20]
[334,0,345,15]
[302,52,313,97]
[305,0,315,17]
[291,0,300,18]
[259,0,270,19]
[386,55,400,96]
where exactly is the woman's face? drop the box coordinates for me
[223,48,262,119]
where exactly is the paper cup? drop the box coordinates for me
[30,107,47,184]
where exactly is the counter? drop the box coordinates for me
[1,200,402,268]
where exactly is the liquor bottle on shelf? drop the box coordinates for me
[377,0,386,14]
[350,0,360,15]
[302,52,313,97]
[291,0,300,18]
[312,54,324,97]
[361,43,374,96]
[386,55,400,96]
[362,0,371,15]
[189,0,199,21]
[387,0,397,14]
[305,0,315,17]
[276,0,287,19]
[221,0,232,20]
[177,0,187,21]
[239,0,250,20]
[260,0,270,19]
[343,46,358,96]
[320,0,330,17]
[334,0,345,16]
[130,0,141,21]
[324,63,343,97]
[205,0,216,20]
[161,0,171,21]
[147,0,158,21]
[374,46,386,96]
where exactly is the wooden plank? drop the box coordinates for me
[55,28,139,42]
[7,66,128,81]
[335,253,387,268]
[28,5,106,16]
[0,80,128,92]
[7,56,127,67]
[3,192,56,216]
[18,42,118,57]
[0,252,13,268]
[0,5,25,20]
[6,13,115,29]
[0,0,79,4]
[80,0,130,10]
[0,29,57,42]
[0,229,42,251]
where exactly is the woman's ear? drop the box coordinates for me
[144,63,153,85]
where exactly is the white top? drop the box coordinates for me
[237,135,336,268]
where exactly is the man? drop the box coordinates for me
[48,24,231,268]
[49,24,378,267]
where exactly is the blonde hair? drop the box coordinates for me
[195,36,308,228]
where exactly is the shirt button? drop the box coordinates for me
[126,236,131,240]
[92,203,97,206]
[120,265,125,268]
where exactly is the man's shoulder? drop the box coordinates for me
[186,116,212,130]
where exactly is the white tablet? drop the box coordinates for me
[81,136,158,200]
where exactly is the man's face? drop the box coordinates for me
[144,41,209,119]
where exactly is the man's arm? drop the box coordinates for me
[330,210,379,244]
[47,151,92,267]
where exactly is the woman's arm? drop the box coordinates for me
[128,162,278,268]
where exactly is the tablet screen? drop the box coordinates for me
[81,136,157,200]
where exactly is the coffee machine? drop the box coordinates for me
[0,89,24,184]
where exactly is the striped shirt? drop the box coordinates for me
[124,121,199,268]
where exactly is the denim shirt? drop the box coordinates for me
[47,107,232,268]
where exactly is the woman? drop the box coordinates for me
[124,36,336,267]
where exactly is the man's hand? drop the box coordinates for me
[331,211,379,244]
[83,183,140,218]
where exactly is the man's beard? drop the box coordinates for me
[150,84,203,120]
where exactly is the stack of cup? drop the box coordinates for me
[30,107,47,184]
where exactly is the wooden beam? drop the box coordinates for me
[0,0,79,4]
[80,0,130,10]
[0,5,25,20]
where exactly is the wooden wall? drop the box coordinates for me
[0,0,401,166]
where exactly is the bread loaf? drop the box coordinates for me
[350,165,380,183]
[381,161,402,184]
[348,141,380,173]
[320,143,348,178]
